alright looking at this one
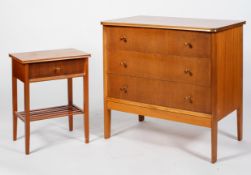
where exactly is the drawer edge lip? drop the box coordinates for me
[106,97,212,119]
[29,73,85,83]
[107,72,212,88]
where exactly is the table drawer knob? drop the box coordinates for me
[120,36,127,43]
[54,67,61,73]
[120,61,128,68]
[184,42,193,48]
[120,85,128,93]
[184,96,193,103]
[184,68,193,76]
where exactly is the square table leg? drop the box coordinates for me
[12,76,18,141]
[24,65,30,155]
[84,59,89,143]
[138,115,145,122]
[68,78,73,131]
[211,119,218,163]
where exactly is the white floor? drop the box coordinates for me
[1,109,251,175]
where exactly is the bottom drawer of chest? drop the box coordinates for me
[107,74,211,114]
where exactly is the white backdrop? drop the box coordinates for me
[0,0,250,174]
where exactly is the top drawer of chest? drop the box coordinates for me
[104,26,211,58]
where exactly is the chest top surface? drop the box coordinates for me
[101,16,245,32]
[9,48,90,64]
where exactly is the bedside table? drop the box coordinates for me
[9,48,90,154]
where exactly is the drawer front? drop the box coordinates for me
[29,59,85,79]
[104,26,211,58]
[108,74,211,113]
[105,26,169,54]
[107,50,211,87]
[167,30,211,58]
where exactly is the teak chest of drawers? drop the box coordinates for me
[9,48,90,154]
[101,16,246,163]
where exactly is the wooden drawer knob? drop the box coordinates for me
[184,96,193,104]
[120,36,127,43]
[184,68,193,76]
[184,42,193,48]
[120,85,128,93]
[54,67,61,73]
[120,61,128,68]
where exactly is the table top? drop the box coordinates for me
[9,48,90,64]
[101,16,246,32]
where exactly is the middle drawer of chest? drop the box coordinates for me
[107,51,211,87]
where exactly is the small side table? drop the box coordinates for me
[9,48,90,154]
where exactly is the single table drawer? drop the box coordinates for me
[29,59,85,80]
[107,50,211,87]
[108,74,211,113]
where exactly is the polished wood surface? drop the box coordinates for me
[211,26,243,121]
[29,59,85,80]
[12,60,18,141]
[9,48,90,64]
[83,59,89,143]
[10,49,90,154]
[105,26,211,57]
[108,74,211,113]
[68,78,73,131]
[102,17,245,163]
[102,16,245,32]
[107,51,211,87]
[107,98,212,127]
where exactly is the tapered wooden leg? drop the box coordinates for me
[84,60,89,143]
[68,78,73,131]
[24,70,30,155]
[12,76,18,141]
[138,115,144,122]
[237,107,243,141]
[104,104,111,139]
[211,119,218,163]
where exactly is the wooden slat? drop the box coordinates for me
[16,105,83,122]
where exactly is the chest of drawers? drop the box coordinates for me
[101,16,245,163]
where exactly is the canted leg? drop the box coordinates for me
[138,115,145,122]
[83,60,89,143]
[104,104,111,139]
[68,78,73,131]
[24,81,30,155]
[211,120,218,163]
[12,76,18,141]
[237,107,243,141]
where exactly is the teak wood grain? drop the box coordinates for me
[107,50,211,87]
[102,16,245,163]
[108,74,211,113]
[105,26,211,58]
[10,48,90,154]
[9,48,90,64]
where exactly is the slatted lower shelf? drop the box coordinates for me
[16,105,83,122]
